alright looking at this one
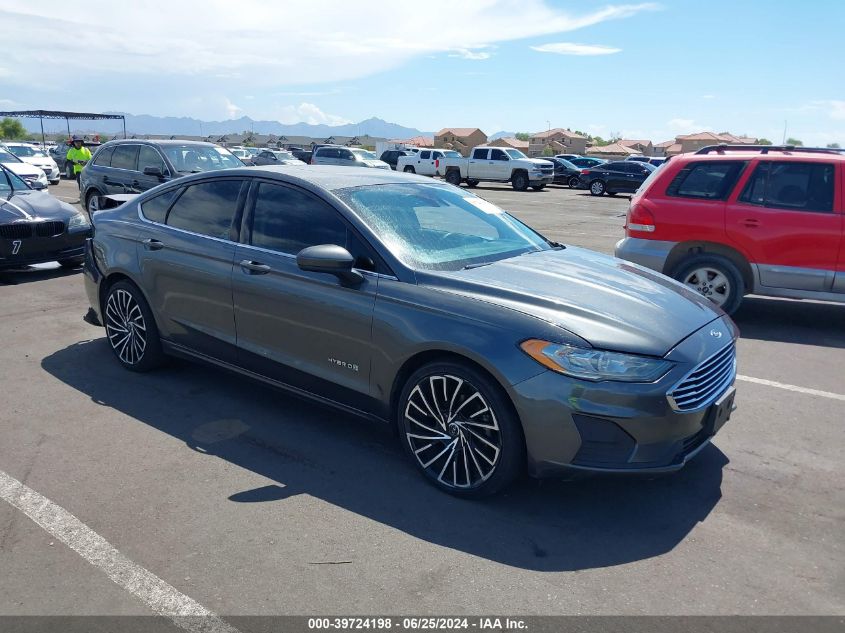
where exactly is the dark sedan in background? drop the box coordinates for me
[544,157,583,188]
[578,160,656,196]
[568,156,607,169]
[84,166,737,497]
[0,164,91,269]
[79,139,243,215]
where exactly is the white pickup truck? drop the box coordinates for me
[396,148,461,176]
[440,146,555,191]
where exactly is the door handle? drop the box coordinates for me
[142,238,164,251]
[740,218,761,228]
[240,259,271,274]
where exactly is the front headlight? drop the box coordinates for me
[520,339,673,382]
[68,211,90,230]
[37,172,48,184]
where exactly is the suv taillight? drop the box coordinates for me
[626,202,656,234]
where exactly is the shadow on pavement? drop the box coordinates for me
[733,296,845,349]
[42,338,727,572]
[0,264,81,286]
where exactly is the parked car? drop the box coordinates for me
[289,148,313,163]
[50,140,101,179]
[543,157,583,188]
[2,142,60,184]
[615,144,845,314]
[555,154,582,162]
[379,149,413,170]
[649,157,668,167]
[569,157,607,169]
[625,155,652,163]
[311,146,390,169]
[83,165,738,497]
[396,149,461,176]
[0,148,48,189]
[578,160,656,196]
[0,163,91,269]
[228,147,254,165]
[79,139,244,215]
[441,146,554,191]
[252,149,306,166]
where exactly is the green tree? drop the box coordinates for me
[0,117,28,140]
[826,142,841,148]
[514,132,530,141]
[757,138,773,145]
[541,147,555,156]
[785,137,803,146]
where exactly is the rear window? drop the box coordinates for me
[92,146,115,167]
[166,180,243,239]
[111,145,138,171]
[666,161,746,200]
[141,188,179,224]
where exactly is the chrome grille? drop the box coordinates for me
[0,223,33,239]
[668,343,736,412]
[35,221,65,237]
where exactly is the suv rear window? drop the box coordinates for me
[740,161,835,212]
[666,161,746,200]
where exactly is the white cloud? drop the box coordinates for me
[225,98,242,119]
[449,47,492,60]
[531,42,621,56]
[702,94,715,100]
[667,118,702,134]
[278,103,351,126]
[813,100,845,120]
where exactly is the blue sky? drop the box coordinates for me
[2,0,844,144]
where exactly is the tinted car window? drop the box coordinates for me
[605,162,627,172]
[340,150,355,160]
[250,183,347,255]
[111,145,138,170]
[472,149,488,159]
[740,162,834,212]
[490,149,507,161]
[141,188,179,224]
[667,161,746,200]
[420,151,431,159]
[166,180,243,238]
[92,146,115,167]
[138,146,166,173]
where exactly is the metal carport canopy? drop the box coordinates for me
[0,110,126,145]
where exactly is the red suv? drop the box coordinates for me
[615,145,845,314]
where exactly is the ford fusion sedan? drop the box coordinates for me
[0,164,91,269]
[83,166,738,497]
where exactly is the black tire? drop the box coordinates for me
[511,171,529,191]
[403,166,415,173]
[397,361,524,498]
[103,280,165,372]
[568,176,580,189]
[531,185,545,191]
[85,189,101,217]
[671,254,745,315]
[589,179,606,196]
[466,179,479,188]
[58,257,84,269]
[445,170,462,186]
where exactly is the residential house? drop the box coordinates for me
[618,139,654,156]
[528,128,588,156]
[653,140,676,157]
[388,136,435,148]
[585,142,641,159]
[434,128,488,156]
[487,137,529,152]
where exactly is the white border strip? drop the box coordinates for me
[737,375,845,402]
[0,469,240,633]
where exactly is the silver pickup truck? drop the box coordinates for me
[441,146,554,191]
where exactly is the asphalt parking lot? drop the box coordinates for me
[1,177,843,618]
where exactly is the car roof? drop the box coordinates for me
[102,139,221,147]
[673,146,845,162]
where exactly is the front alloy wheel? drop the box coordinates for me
[590,180,606,196]
[399,363,523,497]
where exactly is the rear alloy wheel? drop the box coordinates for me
[403,166,415,173]
[511,171,529,191]
[104,281,165,372]
[673,254,745,315]
[445,170,462,186]
[568,176,580,189]
[398,362,524,497]
[589,179,606,196]
[85,190,101,216]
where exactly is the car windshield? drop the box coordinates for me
[351,149,377,160]
[335,183,552,271]
[162,145,243,172]
[505,149,527,159]
[557,158,578,169]
[8,145,41,157]
[0,150,22,163]
[274,151,296,160]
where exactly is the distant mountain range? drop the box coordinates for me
[24,113,431,140]
[489,131,518,140]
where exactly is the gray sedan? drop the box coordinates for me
[83,166,738,497]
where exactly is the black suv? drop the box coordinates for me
[79,140,243,215]
[379,149,412,170]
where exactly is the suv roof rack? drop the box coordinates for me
[695,144,845,155]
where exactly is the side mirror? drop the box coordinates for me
[143,165,165,178]
[297,244,363,284]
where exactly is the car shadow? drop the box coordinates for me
[733,296,845,349]
[0,264,81,286]
[41,338,727,572]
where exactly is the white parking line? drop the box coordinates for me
[737,375,845,402]
[0,469,240,633]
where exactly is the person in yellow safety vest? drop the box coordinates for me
[66,135,92,190]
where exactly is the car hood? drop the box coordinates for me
[0,190,77,222]
[425,246,722,356]
[18,156,56,168]
[363,160,391,168]
[1,162,44,177]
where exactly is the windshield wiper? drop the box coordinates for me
[462,261,494,270]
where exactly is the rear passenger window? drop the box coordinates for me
[420,151,431,159]
[472,149,488,160]
[141,188,179,224]
[92,146,114,167]
[491,149,507,160]
[111,145,138,171]
[166,180,243,239]
[667,161,746,200]
[740,162,835,212]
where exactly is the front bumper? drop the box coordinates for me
[614,237,677,274]
[0,228,90,268]
[510,316,738,478]
[529,173,554,184]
